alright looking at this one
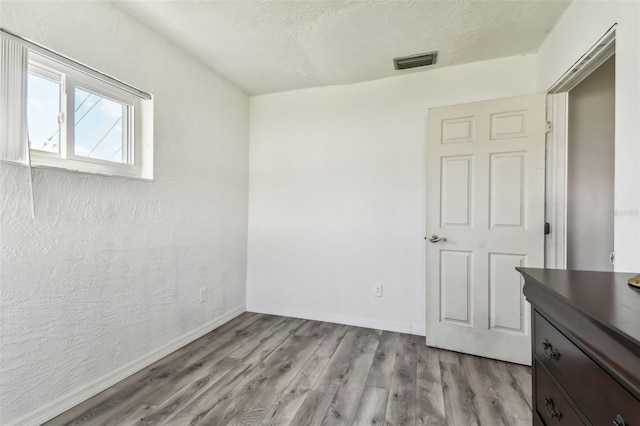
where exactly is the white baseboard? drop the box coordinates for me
[247,304,426,337]
[8,304,246,426]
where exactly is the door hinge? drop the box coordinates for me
[544,222,551,235]
[610,252,615,265]
[545,121,552,134]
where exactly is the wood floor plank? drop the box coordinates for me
[352,386,388,426]
[507,362,532,409]
[111,357,240,426]
[366,330,399,389]
[187,320,322,425]
[228,317,307,360]
[288,390,334,426]
[439,350,481,426]
[384,334,418,426]
[258,323,345,426]
[220,321,329,425]
[48,314,534,426]
[160,318,308,425]
[320,329,379,426]
[416,343,447,425]
[313,323,350,358]
[258,354,331,426]
[505,415,534,426]
[120,315,292,425]
[133,318,305,425]
[314,327,377,394]
[484,359,531,421]
[459,353,512,425]
[436,348,460,364]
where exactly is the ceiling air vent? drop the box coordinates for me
[393,51,438,70]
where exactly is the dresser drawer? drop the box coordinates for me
[535,361,584,425]
[535,312,640,425]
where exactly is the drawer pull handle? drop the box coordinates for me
[543,339,561,361]
[544,395,563,420]
[613,414,626,426]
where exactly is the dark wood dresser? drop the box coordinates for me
[517,268,640,426]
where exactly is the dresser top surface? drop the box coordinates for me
[517,268,640,345]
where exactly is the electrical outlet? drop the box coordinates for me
[199,287,207,303]
[372,283,383,298]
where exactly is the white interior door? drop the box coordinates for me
[426,94,546,365]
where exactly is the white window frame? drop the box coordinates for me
[27,52,144,178]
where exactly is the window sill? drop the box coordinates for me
[1,158,153,182]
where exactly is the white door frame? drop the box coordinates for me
[544,25,616,269]
[544,93,568,269]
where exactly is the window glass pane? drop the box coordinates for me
[74,87,126,163]
[27,73,61,153]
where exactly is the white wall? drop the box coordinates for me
[0,2,249,424]
[247,55,537,334]
[536,0,640,271]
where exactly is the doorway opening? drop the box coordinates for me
[567,55,615,270]
[545,26,616,270]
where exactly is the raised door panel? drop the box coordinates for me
[440,250,473,326]
[489,253,527,333]
[490,152,526,229]
[441,116,475,144]
[491,110,527,140]
[441,156,473,228]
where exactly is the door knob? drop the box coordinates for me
[428,234,446,243]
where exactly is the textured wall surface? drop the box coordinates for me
[247,55,537,335]
[0,2,249,424]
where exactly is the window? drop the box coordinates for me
[25,52,145,177]
[0,30,152,179]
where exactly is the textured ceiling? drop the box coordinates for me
[115,0,571,95]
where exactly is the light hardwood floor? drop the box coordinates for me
[46,313,532,426]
